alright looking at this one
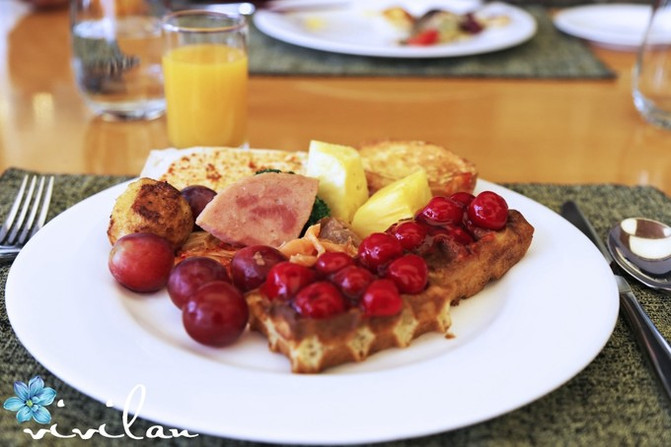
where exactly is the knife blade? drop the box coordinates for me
[560,200,671,400]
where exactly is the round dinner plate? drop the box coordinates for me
[553,4,671,51]
[253,1,537,58]
[5,180,618,444]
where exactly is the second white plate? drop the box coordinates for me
[554,4,671,50]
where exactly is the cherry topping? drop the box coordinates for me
[358,233,404,272]
[261,261,316,300]
[330,265,374,300]
[467,191,509,230]
[314,252,354,276]
[385,254,429,294]
[361,279,403,317]
[388,221,428,251]
[416,196,464,226]
[293,281,347,319]
[449,191,476,208]
[428,224,475,245]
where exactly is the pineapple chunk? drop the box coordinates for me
[306,140,369,223]
[351,169,432,237]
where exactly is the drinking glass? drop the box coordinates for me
[633,0,671,129]
[70,0,167,121]
[162,10,248,148]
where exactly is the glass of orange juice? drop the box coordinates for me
[162,10,248,148]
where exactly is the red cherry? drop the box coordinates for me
[416,196,464,226]
[361,279,403,317]
[429,224,475,245]
[314,252,354,276]
[449,192,476,208]
[358,233,404,271]
[261,261,316,300]
[467,191,509,230]
[385,254,428,294]
[330,265,374,300]
[388,221,428,251]
[292,281,346,319]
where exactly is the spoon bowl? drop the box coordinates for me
[607,217,671,292]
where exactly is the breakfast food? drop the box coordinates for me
[108,140,533,373]
[306,140,369,223]
[247,207,533,373]
[379,6,511,46]
[358,140,477,196]
[196,172,319,247]
[142,147,308,192]
[107,177,193,249]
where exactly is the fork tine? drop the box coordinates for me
[6,176,37,245]
[0,175,29,242]
[18,176,47,245]
[30,176,54,239]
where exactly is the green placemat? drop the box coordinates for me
[248,6,615,79]
[1,168,669,446]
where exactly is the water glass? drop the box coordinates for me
[633,0,671,129]
[162,10,248,148]
[70,0,166,121]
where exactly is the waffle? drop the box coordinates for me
[246,210,534,373]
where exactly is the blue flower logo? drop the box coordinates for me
[3,376,56,424]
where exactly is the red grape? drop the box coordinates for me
[167,256,230,308]
[230,245,287,292]
[182,281,248,346]
[181,185,217,230]
[108,233,174,293]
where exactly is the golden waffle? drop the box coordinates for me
[246,210,534,373]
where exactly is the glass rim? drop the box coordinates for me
[162,9,247,34]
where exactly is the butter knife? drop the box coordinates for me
[560,200,671,400]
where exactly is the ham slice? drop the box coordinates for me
[196,172,319,247]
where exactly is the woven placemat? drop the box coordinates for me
[1,167,669,446]
[248,6,615,79]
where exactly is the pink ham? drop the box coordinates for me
[196,172,319,247]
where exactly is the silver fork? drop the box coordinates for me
[0,175,54,264]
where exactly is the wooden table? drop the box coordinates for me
[2,3,670,194]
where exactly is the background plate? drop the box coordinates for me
[554,4,671,50]
[5,180,618,444]
[253,2,537,58]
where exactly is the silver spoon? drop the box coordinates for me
[607,217,671,292]
[606,217,671,399]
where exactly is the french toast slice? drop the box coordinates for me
[358,140,478,196]
[246,210,534,374]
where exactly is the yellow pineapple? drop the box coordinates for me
[306,140,369,223]
[351,169,432,237]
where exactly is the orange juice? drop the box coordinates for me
[163,44,247,148]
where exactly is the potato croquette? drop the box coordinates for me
[107,178,193,249]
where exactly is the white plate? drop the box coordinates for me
[554,4,671,51]
[253,1,537,58]
[5,180,618,445]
